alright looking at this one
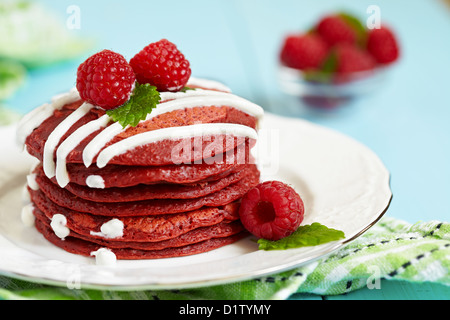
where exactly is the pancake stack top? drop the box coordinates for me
[17,66,264,262]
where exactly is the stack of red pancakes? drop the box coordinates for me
[20,40,265,260]
[24,90,261,259]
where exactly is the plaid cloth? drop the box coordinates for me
[0,217,448,300]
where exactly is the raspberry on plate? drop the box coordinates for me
[130,39,192,92]
[239,181,304,241]
[316,15,357,46]
[367,26,400,64]
[280,34,329,70]
[76,50,136,110]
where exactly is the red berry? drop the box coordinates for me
[317,15,357,46]
[239,181,304,241]
[335,43,376,74]
[367,26,400,64]
[130,39,192,92]
[76,50,136,110]
[280,34,329,70]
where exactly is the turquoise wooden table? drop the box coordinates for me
[3,0,450,300]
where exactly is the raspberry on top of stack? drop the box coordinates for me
[17,39,270,263]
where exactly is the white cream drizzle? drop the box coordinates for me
[187,77,232,92]
[90,248,117,266]
[86,175,105,189]
[50,214,70,240]
[16,88,81,147]
[43,102,94,179]
[18,78,264,188]
[26,173,39,191]
[21,203,36,227]
[149,93,263,121]
[83,91,263,169]
[82,122,124,168]
[90,219,124,239]
[96,123,258,168]
[55,114,110,187]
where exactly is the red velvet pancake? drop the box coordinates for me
[33,208,244,251]
[47,165,253,202]
[34,164,260,217]
[34,218,248,260]
[25,102,257,167]
[30,189,240,243]
[80,222,245,251]
[65,154,251,188]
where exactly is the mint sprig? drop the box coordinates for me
[257,223,345,251]
[338,12,368,47]
[106,83,161,128]
[303,51,338,84]
[180,86,196,93]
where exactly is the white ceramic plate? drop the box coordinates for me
[0,113,392,290]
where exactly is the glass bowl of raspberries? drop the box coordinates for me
[278,13,400,108]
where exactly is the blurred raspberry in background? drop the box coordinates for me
[280,12,400,76]
[279,12,400,108]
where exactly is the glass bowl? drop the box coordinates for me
[278,64,389,108]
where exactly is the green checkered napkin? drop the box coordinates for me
[0,217,448,300]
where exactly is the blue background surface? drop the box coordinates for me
[4,0,450,299]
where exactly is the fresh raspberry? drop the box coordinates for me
[76,50,136,110]
[367,26,400,64]
[316,15,357,46]
[130,39,192,92]
[335,43,376,74]
[280,34,329,70]
[239,181,304,241]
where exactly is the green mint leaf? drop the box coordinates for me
[302,51,337,84]
[180,87,197,93]
[106,83,161,128]
[338,12,368,47]
[257,223,345,251]
[302,70,332,84]
[321,50,338,74]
